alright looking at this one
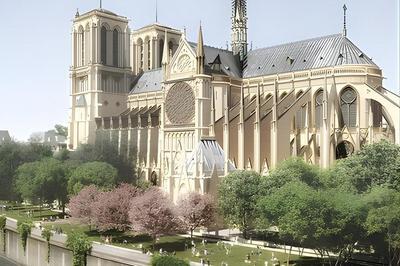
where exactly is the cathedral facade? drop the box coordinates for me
[68,1,400,201]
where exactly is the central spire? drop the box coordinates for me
[231,0,248,62]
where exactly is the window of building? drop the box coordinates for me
[340,87,357,127]
[101,26,107,64]
[315,90,323,128]
[113,29,118,67]
[81,31,85,66]
[137,39,144,71]
[147,39,151,70]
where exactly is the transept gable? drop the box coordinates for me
[169,36,197,79]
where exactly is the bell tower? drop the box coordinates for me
[231,0,248,61]
[68,8,132,149]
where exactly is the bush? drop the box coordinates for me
[66,231,92,266]
[151,255,189,266]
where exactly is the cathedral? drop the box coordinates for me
[68,1,400,201]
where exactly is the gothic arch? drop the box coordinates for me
[339,86,358,128]
[280,91,288,100]
[100,25,108,64]
[137,38,144,71]
[314,89,324,128]
[112,28,119,67]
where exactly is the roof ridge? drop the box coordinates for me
[251,33,343,52]
[188,41,232,53]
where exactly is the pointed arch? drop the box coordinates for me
[113,28,119,67]
[314,89,324,128]
[340,87,358,127]
[101,26,108,64]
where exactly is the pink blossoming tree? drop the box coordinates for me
[68,185,100,226]
[92,184,139,232]
[177,192,215,238]
[129,187,180,248]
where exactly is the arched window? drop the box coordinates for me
[78,26,85,66]
[280,92,287,100]
[81,31,85,66]
[136,39,144,71]
[340,87,357,127]
[101,26,107,64]
[315,90,323,128]
[168,41,174,57]
[113,29,119,67]
[147,39,151,70]
[159,39,164,67]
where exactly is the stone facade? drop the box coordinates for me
[68,1,400,201]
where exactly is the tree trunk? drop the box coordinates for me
[190,229,194,239]
[287,246,292,266]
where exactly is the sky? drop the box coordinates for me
[0,0,398,141]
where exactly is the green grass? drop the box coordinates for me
[44,222,309,266]
[0,205,61,223]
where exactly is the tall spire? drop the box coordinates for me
[231,0,248,62]
[343,4,348,37]
[100,0,102,9]
[196,24,205,75]
[155,0,158,23]
[162,30,169,79]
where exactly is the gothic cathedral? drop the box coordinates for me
[68,1,400,201]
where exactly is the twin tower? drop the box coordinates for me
[67,1,248,149]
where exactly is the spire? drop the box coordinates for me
[162,30,169,65]
[155,0,158,23]
[196,24,205,75]
[75,8,80,18]
[343,4,348,37]
[231,0,248,62]
[100,0,102,9]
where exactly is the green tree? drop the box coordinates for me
[68,161,117,194]
[263,157,322,194]
[15,158,69,211]
[54,124,68,137]
[364,187,400,265]
[70,143,136,184]
[218,170,262,239]
[0,141,52,200]
[328,140,400,193]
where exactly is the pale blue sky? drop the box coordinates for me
[0,0,398,141]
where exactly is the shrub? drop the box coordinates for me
[66,231,92,266]
[17,221,33,253]
[151,255,190,266]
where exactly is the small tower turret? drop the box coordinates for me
[196,25,205,75]
[231,0,248,61]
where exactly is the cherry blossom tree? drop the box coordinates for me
[92,184,139,232]
[67,185,100,226]
[129,187,180,248]
[177,192,215,239]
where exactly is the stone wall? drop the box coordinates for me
[1,218,149,266]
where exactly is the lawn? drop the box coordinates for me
[44,222,314,266]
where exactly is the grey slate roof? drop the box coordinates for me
[243,34,376,78]
[189,42,242,78]
[130,69,163,94]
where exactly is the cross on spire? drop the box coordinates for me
[343,4,348,37]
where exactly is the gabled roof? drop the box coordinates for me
[244,34,377,78]
[188,42,242,78]
[130,69,163,95]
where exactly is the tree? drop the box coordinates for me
[70,143,136,184]
[68,185,100,226]
[329,140,400,193]
[55,124,68,137]
[28,132,44,143]
[263,157,322,194]
[129,187,180,248]
[364,187,400,265]
[218,170,262,239]
[177,192,215,239]
[0,141,52,200]
[15,158,69,210]
[92,184,139,232]
[68,162,117,194]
